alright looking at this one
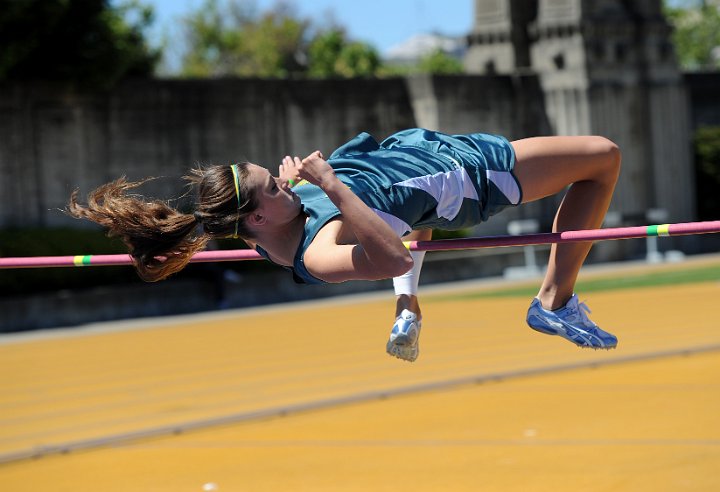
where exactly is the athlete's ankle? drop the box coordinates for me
[536,292,572,311]
[395,294,421,318]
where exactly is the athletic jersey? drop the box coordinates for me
[256,128,522,284]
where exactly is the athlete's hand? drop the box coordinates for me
[295,151,337,189]
[279,155,301,190]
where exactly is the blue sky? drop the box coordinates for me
[143,0,474,56]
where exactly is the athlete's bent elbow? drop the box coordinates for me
[388,253,414,278]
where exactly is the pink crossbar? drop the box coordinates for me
[2,220,719,269]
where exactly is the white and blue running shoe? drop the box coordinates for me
[526,294,617,349]
[386,309,422,362]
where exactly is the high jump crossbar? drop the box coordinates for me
[1,220,719,270]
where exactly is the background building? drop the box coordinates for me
[466,0,695,230]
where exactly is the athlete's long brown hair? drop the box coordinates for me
[67,163,258,282]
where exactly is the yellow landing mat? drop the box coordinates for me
[1,264,719,491]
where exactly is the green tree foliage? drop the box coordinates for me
[306,29,344,77]
[307,29,380,78]
[180,3,381,78]
[0,0,159,89]
[417,49,465,75]
[380,49,465,77]
[694,126,720,219]
[335,42,381,77]
[664,1,720,70]
[180,0,309,77]
[178,1,464,79]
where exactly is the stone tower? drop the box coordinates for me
[466,0,695,224]
[465,0,537,73]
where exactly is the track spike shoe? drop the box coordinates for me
[386,309,422,362]
[526,294,617,349]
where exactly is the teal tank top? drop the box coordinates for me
[256,128,521,284]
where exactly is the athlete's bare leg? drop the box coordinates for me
[512,136,621,310]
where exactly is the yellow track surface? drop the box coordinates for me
[1,258,719,491]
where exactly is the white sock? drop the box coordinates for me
[392,250,426,297]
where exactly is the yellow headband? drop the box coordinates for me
[230,164,241,238]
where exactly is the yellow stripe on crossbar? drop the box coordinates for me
[73,255,91,266]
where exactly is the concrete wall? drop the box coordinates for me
[5,73,713,233]
[0,75,558,230]
[0,78,417,227]
[2,72,718,331]
[3,72,716,259]
[0,75,546,332]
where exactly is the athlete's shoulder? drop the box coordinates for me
[329,132,381,158]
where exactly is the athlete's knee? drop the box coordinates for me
[605,138,621,182]
[590,136,621,183]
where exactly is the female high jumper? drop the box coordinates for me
[68,128,621,361]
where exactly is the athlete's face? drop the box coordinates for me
[246,164,302,224]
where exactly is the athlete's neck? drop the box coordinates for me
[251,212,307,266]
